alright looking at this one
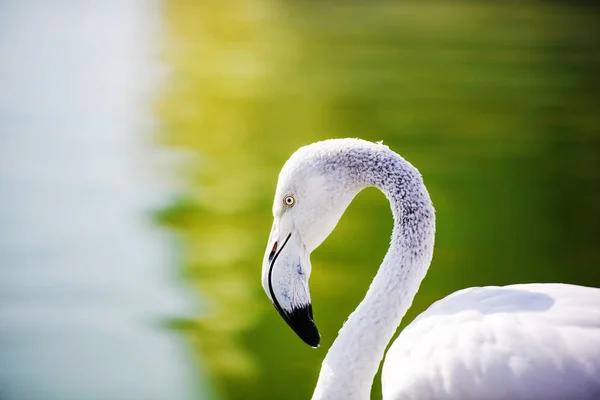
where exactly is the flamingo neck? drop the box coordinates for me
[312,149,435,400]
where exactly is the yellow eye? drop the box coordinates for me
[283,195,295,207]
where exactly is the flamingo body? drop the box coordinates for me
[383,284,600,399]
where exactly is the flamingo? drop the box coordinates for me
[261,138,600,399]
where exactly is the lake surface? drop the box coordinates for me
[0,1,200,399]
[159,1,600,399]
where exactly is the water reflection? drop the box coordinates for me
[0,1,199,399]
[159,1,600,399]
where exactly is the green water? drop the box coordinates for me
[157,1,600,399]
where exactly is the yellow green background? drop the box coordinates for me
[156,2,600,399]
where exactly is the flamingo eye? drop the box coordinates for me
[283,195,295,207]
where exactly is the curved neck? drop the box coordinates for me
[312,148,435,400]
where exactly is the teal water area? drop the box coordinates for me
[0,1,200,399]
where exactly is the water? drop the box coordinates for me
[0,1,200,399]
[159,1,600,399]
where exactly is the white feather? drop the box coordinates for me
[383,284,600,399]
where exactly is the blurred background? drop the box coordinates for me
[1,1,599,399]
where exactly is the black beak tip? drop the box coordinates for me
[279,303,320,348]
[301,324,320,349]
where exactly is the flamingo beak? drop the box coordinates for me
[262,225,320,348]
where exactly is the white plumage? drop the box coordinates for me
[261,138,600,399]
[383,284,600,399]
